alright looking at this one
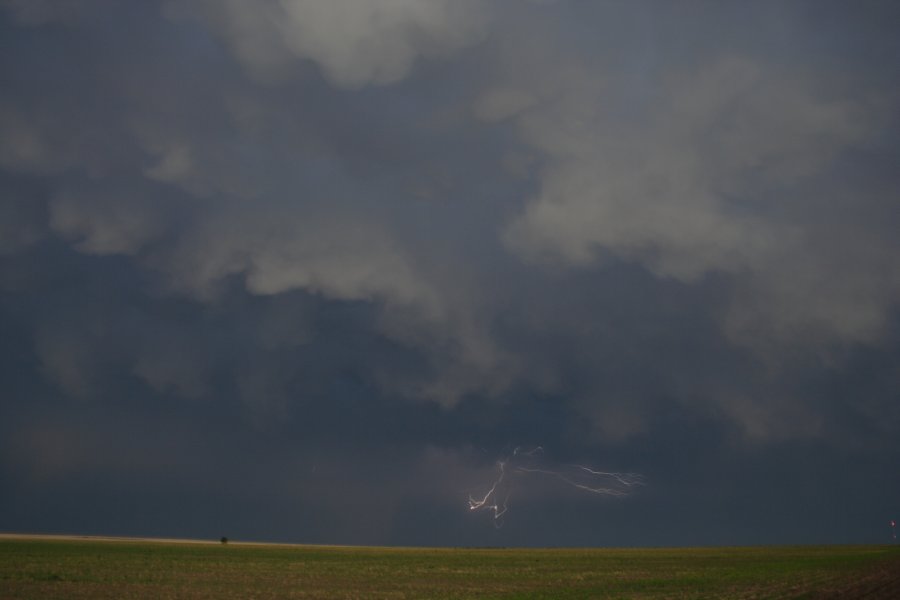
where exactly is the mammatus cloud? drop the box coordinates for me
[166,0,489,88]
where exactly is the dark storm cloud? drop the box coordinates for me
[1,0,898,546]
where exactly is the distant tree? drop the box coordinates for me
[220,537,228,544]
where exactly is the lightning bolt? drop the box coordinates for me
[467,460,510,527]
[467,447,644,527]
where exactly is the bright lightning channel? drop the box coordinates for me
[467,446,644,527]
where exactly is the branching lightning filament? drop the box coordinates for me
[467,447,644,527]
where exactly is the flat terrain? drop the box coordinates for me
[1,535,898,599]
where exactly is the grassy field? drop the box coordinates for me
[1,536,898,599]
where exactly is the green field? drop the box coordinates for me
[1,537,898,599]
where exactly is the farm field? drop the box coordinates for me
[1,535,898,599]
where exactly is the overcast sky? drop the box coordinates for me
[1,0,899,547]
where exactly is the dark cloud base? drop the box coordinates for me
[1,0,899,546]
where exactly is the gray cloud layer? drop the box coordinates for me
[1,0,898,546]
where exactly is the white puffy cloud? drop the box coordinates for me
[49,187,166,256]
[167,0,489,88]
[502,55,896,348]
[473,87,537,122]
[156,205,440,310]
